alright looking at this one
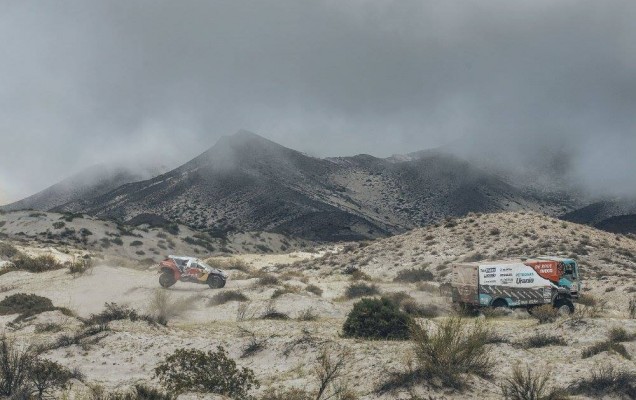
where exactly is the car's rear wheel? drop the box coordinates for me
[159,271,176,288]
[207,274,226,289]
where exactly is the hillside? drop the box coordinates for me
[2,163,167,212]
[1,212,636,398]
[562,197,636,234]
[0,210,312,264]
[45,130,577,242]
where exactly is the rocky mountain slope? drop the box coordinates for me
[1,211,635,399]
[562,197,636,234]
[38,130,577,242]
[2,162,167,212]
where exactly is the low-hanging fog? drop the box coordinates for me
[1,1,635,203]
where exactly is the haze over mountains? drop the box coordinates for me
[3,130,591,241]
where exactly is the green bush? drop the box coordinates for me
[393,267,433,282]
[154,346,259,398]
[0,293,70,323]
[344,283,380,299]
[342,297,411,340]
[52,221,65,229]
[29,358,74,399]
[411,316,493,388]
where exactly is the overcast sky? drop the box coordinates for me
[1,1,635,204]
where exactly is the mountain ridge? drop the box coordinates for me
[22,130,575,241]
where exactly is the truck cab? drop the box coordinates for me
[536,256,581,299]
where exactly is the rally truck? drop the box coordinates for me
[451,257,580,313]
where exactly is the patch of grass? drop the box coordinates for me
[344,282,380,299]
[129,240,143,247]
[209,290,249,306]
[393,267,434,282]
[410,316,493,388]
[342,297,411,340]
[570,364,636,399]
[523,333,567,349]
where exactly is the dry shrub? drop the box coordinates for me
[257,274,280,286]
[628,297,636,319]
[608,327,636,343]
[416,282,439,294]
[297,307,318,321]
[148,290,197,324]
[260,387,312,400]
[523,333,566,349]
[501,365,567,400]
[209,290,249,306]
[530,305,558,324]
[570,364,636,398]
[305,284,323,297]
[68,257,94,276]
[411,316,493,388]
[344,283,380,299]
[393,267,433,283]
[401,300,441,318]
[349,270,371,281]
[11,254,64,273]
[582,340,631,360]
[271,284,302,299]
[0,242,19,259]
[260,302,289,320]
[575,295,607,318]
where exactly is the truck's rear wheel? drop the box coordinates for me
[492,299,508,309]
[554,298,574,315]
[159,271,176,288]
[207,274,226,289]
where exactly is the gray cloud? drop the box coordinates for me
[1,1,635,202]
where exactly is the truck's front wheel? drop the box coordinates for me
[554,298,575,315]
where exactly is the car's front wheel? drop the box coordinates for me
[159,271,176,288]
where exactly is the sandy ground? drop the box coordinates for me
[1,212,636,399]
